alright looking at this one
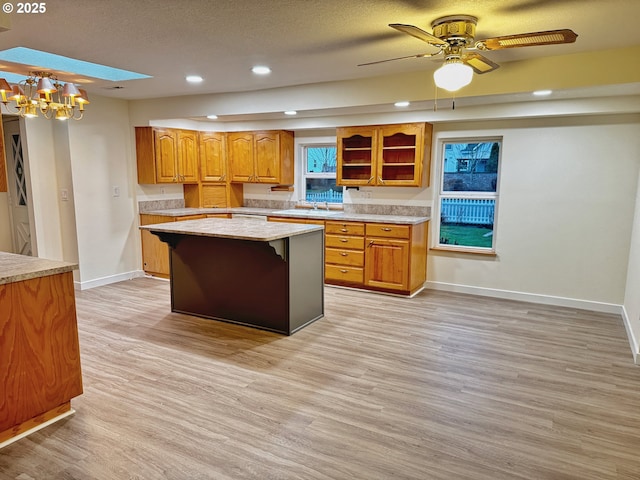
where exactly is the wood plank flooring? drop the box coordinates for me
[1,277,640,479]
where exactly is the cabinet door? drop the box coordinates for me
[254,132,280,183]
[364,238,410,291]
[377,123,425,187]
[153,129,178,183]
[199,132,227,182]
[228,132,255,182]
[177,130,199,182]
[140,214,173,276]
[337,126,377,186]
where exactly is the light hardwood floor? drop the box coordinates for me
[1,277,640,479]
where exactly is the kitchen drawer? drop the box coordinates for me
[326,247,364,267]
[325,221,365,236]
[325,264,364,284]
[325,234,365,250]
[366,223,410,239]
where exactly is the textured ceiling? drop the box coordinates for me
[0,0,638,102]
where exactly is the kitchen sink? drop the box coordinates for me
[272,209,341,217]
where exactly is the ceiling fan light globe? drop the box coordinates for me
[433,62,473,92]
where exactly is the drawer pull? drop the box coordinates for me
[340,238,348,243]
[340,252,348,256]
[382,227,392,232]
[340,228,348,232]
[340,269,348,273]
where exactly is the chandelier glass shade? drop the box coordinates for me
[433,59,473,92]
[0,71,89,120]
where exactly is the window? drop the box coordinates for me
[436,139,501,252]
[303,145,343,204]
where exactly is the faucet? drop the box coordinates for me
[313,202,318,210]
[324,201,330,211]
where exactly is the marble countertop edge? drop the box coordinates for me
[140,218,324,242]
[141,207,430,225]
[0,252,78,285]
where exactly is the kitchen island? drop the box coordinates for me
[0,252,83,447]
[140,218,325,335]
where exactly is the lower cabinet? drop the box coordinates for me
[325,221,365,286]
[364,223,411,291]
[140,214,206,277]
[268,216,428,296]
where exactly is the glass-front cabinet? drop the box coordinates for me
[337,122,432,187]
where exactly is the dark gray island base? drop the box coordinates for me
[141,219,325,335]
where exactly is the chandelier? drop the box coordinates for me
[0,71,90,120]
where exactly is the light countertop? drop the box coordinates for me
[141,207,430,225]
[140,217,324,242]
[0,251,78,285]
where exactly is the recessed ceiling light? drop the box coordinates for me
[284,110,297,116]
[394,101,410,107]
[206,114,218,120]
[251,66,271,75]
[533,90,552,96]
[186,75,203,83]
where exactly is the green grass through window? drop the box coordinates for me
[440,225,493,248]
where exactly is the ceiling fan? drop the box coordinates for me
[360,15,578,91]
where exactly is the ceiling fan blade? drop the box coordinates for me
[463,52,500,74]
[358,51,440,66]
[389,24,448,47]
[478,29,578,50]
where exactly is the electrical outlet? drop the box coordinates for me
[113,186,120,197]
[60,189,68,201]
[160,187,165,194]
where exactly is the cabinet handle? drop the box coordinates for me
[340,252,348,256]
[340,238,348,243]
[340,228,348,232]
[378,176,385,184]
[367,241,374,247]
[340,269,348,273]
[220,174,226,181]
[367,176,374,184]
[382,227,392,232]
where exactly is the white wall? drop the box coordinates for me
[623,164,640,361]
[67,94,141,288]
[0,194,12,251]
[428,114,640,312]
[22,116,65,260]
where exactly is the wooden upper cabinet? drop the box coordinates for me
[254,132,281,184]
[176,130,199,182]
[227,132,254,183]
[336,126,377,187]
[228,130,294,185]
[337,122,432,187]
[135,127,198,184]
[199,131,227,182]
[152,128,178,183]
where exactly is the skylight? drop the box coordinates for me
[0,47,151,82]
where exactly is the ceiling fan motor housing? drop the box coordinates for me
[431,15,477,47]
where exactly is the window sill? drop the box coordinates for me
[430,245,497,256]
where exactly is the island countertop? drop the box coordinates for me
[0,251,78,286]
[140,217,324,242]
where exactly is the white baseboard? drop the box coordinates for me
[74,270,146,291]
[621,306,640,365]
[425,281,622,314]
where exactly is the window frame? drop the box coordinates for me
[301,143,342,204]
[434,137,503,255]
